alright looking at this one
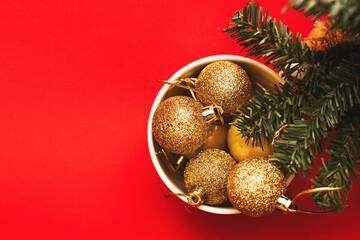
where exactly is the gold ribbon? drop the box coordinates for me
[271,122,288,146]
[164,190,203,215]
[159,79,225,124]
[285,185,349,214]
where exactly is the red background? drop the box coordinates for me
[0,0,359,239]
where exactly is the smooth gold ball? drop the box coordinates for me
[195,61,252,118]
[227,157,286,217]
[227,123,272,162]
[184,149,236,205]
[152,96,209,155]
[200,124,229,151]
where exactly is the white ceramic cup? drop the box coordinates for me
[147,55,292,215]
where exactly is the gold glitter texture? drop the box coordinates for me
[184,148,236,205]
[196,61,252,118]
[152,96,209,155]
[227,157,286,217]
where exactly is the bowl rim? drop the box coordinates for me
[147,54,285,215]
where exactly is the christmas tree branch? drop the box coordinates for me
[289,0,360,32]
[223,1,316,76]
[272,81,360,174]
[234,55,360,175]
[232,82,306,148]
[227,1,360,211]
[311,111,360,212]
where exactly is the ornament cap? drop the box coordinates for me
[188,186,205,206]
[275,194,296,213]
[202,105,225,124]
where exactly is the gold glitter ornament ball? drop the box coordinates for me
[184,148,236,205]
[227,157,286,217]
[196,61,252,118]
[152,96,209,155]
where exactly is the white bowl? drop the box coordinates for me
[147,55,291,214]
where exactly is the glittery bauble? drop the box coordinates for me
[227,123,272,162]
[196,61,252,117]
[184,148,236,205]
[152,96,209,155]
[227,157,286,217]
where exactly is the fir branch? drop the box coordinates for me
[227,1,360,212]
[289,0,360,32]
[310,110,360,212]
[223,1,316,75]
[325,51,360,86]
[271,81,360,175]
[237,62,360,175]
[232,82,306,148]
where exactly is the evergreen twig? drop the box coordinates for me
[289,0,360,32]
[225,0,360,212]
[224,1,316,76]
[311,111,360,212]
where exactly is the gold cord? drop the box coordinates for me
[159,79,225,124]
[271,122,288,146]
[156,149,184,173]
[286,185,348,214]
[164,191,203,214]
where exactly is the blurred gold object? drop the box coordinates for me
[227,123,272,162]
[200,124,228,151]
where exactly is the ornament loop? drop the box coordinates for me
[291,185,348,210]
[202,105,225,125]
[278,185,349,214]
[187,187,204,207]
[164,187,204,209]
[272,122,288,146]
[164,192,199,214]
[159,80,217,105]
[156,149,186,173]
[187,193,203,206]
[175,78,198,100]
[158,79,225,124]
